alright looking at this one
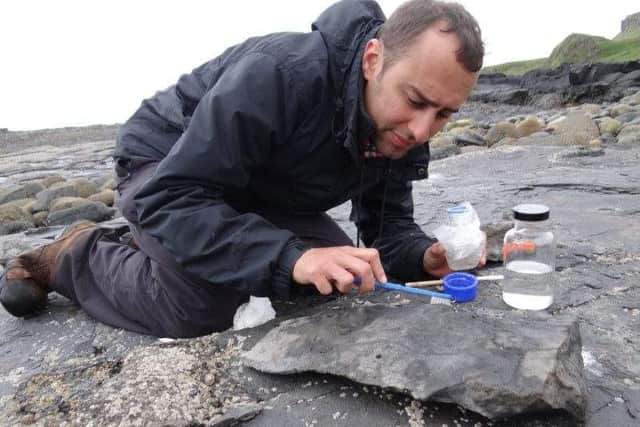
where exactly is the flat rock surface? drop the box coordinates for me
[243,303,586,420]
[1,125,639,425]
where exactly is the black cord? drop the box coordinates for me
[355,165,366,248]
[376,166,391,242]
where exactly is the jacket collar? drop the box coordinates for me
[335,24,381,166]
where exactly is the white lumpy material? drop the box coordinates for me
[433,201,485,271]
[233,296,276,330]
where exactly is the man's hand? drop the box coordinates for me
[292,246,387,295]
[423,238,487,277]
[422,242,454,277]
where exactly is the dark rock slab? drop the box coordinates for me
[242,303,586,420]
[474,61,640,106]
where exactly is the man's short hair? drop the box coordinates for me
[379,0,484,73]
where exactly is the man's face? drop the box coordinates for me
[362,22,479,159]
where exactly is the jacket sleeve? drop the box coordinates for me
[353,175,436,282]
[133,53,306,299]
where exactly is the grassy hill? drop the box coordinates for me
[483,32,640,75]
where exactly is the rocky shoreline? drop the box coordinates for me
[1,89,638,241]
[0,66,639,426]
[474,61,640,107]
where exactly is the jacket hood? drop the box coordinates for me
[312,0,385,83]
[312,0,385,159]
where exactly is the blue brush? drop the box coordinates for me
[374,281,453,300]
[354,277,453,304]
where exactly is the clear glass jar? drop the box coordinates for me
[502,204,555,310]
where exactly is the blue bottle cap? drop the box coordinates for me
[443,272,478,303]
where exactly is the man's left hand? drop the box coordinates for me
[422,238,487,278]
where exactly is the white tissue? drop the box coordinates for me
[232,296,276,330]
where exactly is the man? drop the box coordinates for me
[1,0,484,337]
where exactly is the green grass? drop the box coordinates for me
[614,28,640,41]
[482,58,549,76]
[482,32,640,76]
[548,33,608,67]
[599,36,640,62]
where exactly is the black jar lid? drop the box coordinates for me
[513,204,550,221]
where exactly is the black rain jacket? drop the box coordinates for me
[114,0,436,298]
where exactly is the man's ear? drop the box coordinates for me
[362,39,383,82]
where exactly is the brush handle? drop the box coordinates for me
[374,281,453,300]
[406,274,504,288]
[405,279,443,288]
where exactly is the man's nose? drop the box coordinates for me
[408,109,437,143]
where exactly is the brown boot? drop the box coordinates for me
[0,221,96,317]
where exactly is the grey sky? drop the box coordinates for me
[1,0,638,130]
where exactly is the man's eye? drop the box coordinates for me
[437,111,451,119]
[408,98,423,107]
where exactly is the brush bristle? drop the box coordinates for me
[430,297,452,305]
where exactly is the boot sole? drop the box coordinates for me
[0,274,48,317]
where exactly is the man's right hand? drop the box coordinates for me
[292,246,387,295]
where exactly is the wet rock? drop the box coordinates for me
[445,118,476,132]
[610,111,637,124]
[0,198,36,213]
[42,175,66,188]
[550,112,600,145]
[429,135,460,160]
[0,204,34,236]
[88,189,115,206]
[531,93,565,109]
[430,144,460,160]
[486,122,519,147]
[47,201,115,226]
[68,177,99,198]
[596,117,622,136]
[516,115,544,137]
[0,221,33,236]
[243,305,586,421]
[454,129,486,146]
[616,124,640,144]
[32,211,48,227]
[619,91,640,106]
[0,182,45,205]
[49,197,93,213]
[573,103,603,117]
[516,132,556,145]
[448,125,474,136]
[32,182,80,212]
[598,132,618,145]
[610,103,634,117]
[99,176,117,191]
